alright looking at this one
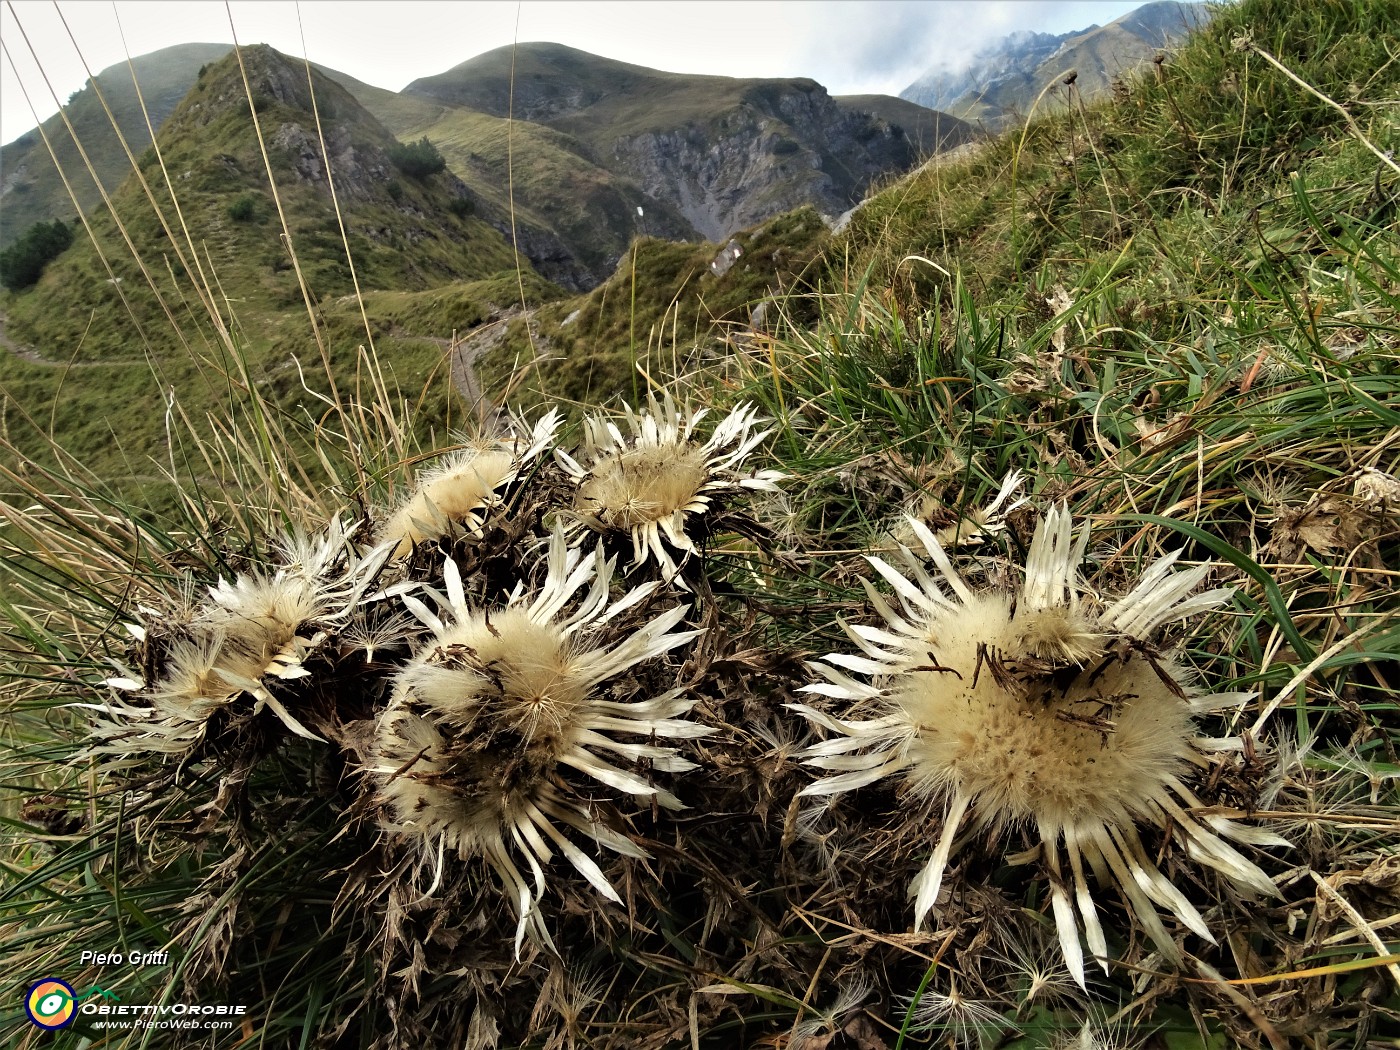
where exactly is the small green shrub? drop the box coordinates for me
[447,196,475,218]
[0,219,73,291]
[226,194,257,222]
[385,180,404,202]
[388,136,446,179]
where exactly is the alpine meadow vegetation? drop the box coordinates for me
[2,1,1400,1048]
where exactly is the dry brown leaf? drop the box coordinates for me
[1354,468,1400,513]
[1268,497,1371,559]
[1046,284,1075,353]
[1132,413,1192,451]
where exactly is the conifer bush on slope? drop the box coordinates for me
[3,1,1400,1047]
[0,219,73,291]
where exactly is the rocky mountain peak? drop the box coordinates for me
[163,45,436,208]
[900,0,1209,129]
[403,46,968,245]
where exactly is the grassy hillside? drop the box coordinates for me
[0,44,548,506]
[835,94,974,157]
[321,63,696,288]
[2,2,1399,1048]
[841,0,1399,301]
[0,42,233,247]
[477,205,830,407]
[5,45,528,357]
[310,64,449,133]
[392,105,697,287]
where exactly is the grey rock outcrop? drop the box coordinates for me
[608,80,931,241]
[407,44,971,253]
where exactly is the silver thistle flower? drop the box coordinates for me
[371,524,709,953]
[555,393,783,578]
[790,506,1287,987]
[377,409,560,557]
[93,519,391,751]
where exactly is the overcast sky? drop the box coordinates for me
[1,1,1143,146]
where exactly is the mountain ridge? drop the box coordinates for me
[0,42,234,245]
[405,42,971,242]
[2,44,532,359]
[3,39,969,288]
[901,0,1210,128]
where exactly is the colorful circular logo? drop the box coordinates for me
[25,979,77,1029]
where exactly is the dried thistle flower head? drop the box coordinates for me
[899,977,1010,1047]
[555,393,783,578]
[378,410,560,557]
[95,520,389,751]
[877,469,1028,553]
[791,507,1286,987]
[372,524,709,952]
[1353,466,1400,514]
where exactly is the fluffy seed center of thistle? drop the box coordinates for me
[166,605,305,709]
[427,610,588,761]
[170,656,244,707]
[900,651,1195,832]
[1012,607,1105,664]
[577,445,710,528]
[420,450,515,520]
